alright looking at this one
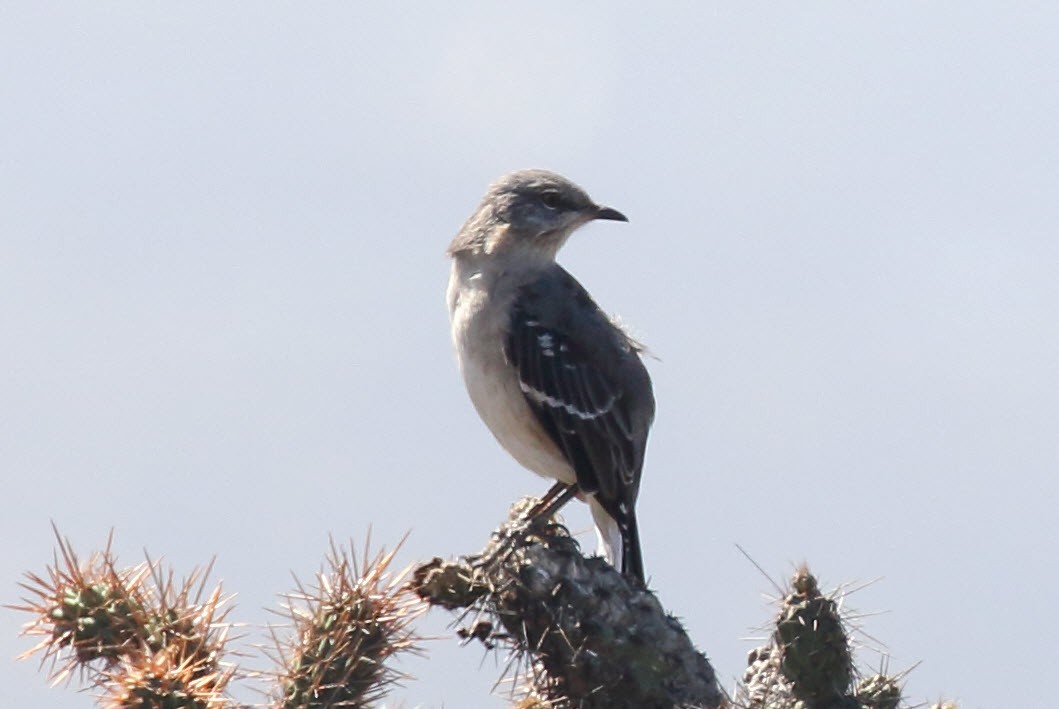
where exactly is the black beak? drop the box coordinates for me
[593,205,628,222]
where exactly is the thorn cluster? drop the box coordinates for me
[855,673,902,709]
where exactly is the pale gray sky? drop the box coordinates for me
[3,4,1057,707]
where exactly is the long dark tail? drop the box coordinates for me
[621,511,645,586]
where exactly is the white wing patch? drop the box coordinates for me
[519,379,616,420]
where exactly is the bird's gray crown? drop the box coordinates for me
[448,169,626,258]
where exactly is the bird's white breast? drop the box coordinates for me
[447,261,576,486]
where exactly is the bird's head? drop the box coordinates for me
[448,169,627,262]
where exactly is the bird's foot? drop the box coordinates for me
[473,484,580,574]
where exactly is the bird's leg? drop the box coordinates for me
[475,483,579,571]
[517,481,573,523]
[524,483,579,524]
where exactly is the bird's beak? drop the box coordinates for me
[592,205,628,222]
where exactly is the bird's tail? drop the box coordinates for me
[621,512,645,585]
[590,498,645,585]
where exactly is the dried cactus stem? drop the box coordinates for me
[413,497,725,709]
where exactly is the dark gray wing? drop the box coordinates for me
[504,273,652,507]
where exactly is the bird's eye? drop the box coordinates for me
[540,191,562,210]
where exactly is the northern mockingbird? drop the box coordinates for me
[447,169,655,584]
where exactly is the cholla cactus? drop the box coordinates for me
[269,538,423,708]
[13,527,234,705]
[738,567,921,709]
[13,525,955,708]
[773,566,853,704]
[13,529,423,709]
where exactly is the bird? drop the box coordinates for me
[446,168,655,584]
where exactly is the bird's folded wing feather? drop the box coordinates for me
[505,300,638,501]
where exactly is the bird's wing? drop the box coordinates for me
[505,297,641,503]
